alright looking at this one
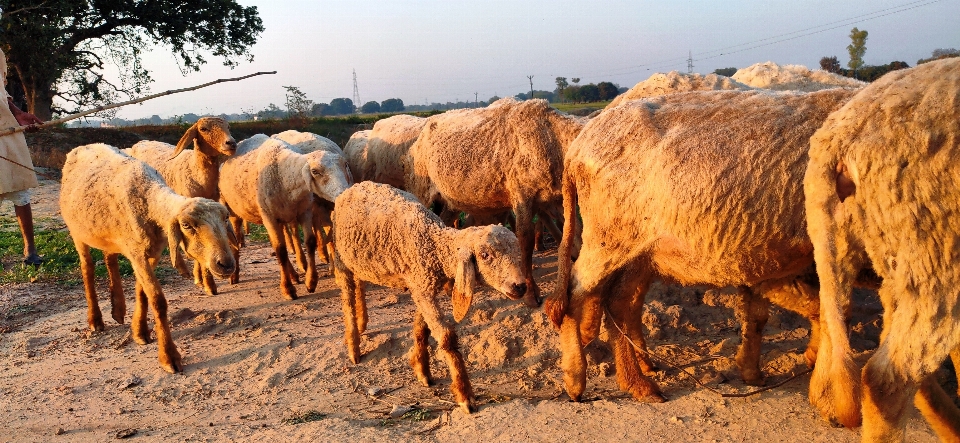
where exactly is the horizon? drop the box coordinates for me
[101,0,958,120]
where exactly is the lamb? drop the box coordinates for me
[270,130,354,270]
[543,88,855,402]
[332,181,527,414]
[732,61,866,92]
[404,97,586,306]
[60,143,236,373]
[606,71,752,109]
[804,58,960,442]
[345,114,426,188]
[126,117,237,295]
[218,134,351,300]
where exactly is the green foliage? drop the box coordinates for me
[380,98,405,113]
[401,407,431,421]
[360,101,381,113]
[0,0,264,120]
[0,228,134,284]
[283,86,313,119]
[596,82,620,101]
[282,411,326,425]
[918,48,960,65]
[713,67,738,77]
[847,27,868,74]
[819,56,842,73]
[328,98,355,115]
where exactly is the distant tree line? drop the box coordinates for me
[818,56,911,82]
[550,78,625,103]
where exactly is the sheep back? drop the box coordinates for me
[127,140,217,199]
[333,181,445,289]
[346,115,426,188]
[219,135,312,224]
[272,130,344,155]
[606,71,752,109]
[570,88,854,287]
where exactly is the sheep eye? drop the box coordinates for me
[180,223,194,231]
[198,127,209,132]
[480,251,490,260]
[312,169,322,175]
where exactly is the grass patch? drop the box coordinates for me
[246,223,270,243]
[401,407,431,422]
[0,229,149,285]
[282,410,326,425]
[551,100,612,113]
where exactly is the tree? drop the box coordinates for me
[847,27,868,77]
[819,56,842,73]
[579,84,600,102]
[562,85,581,103]
[0,0,264,120]
[487,95,501,104]
[283,85,312,119]
[327,98,355,115]
[380,98,404,113]
[360,101,381,113]
[597,82,619,101]
[571,78,580,85]
[713,67,737,77]
[554,77,568,101]
[918,48,960,65]
[311,103,330,116]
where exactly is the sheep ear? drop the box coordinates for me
[452,248,476,322]
[166,218,190,277]
[172,124,199,160]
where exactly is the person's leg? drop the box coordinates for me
[14,203,40,263]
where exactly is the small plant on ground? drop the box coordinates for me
[282,410,326,425]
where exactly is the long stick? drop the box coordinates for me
[0,70,277,137]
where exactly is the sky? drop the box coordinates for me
[111,0,960,120]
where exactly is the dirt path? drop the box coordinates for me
[0,183,941,442]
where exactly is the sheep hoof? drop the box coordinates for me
[458,401,475,414]
[415,374,432,387]
[744,377,766,387]
[133,332,152,345]
[89,321,105,332]
[636,392,667,403]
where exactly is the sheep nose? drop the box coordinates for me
[217,258,236,274]
[512,282,527,296]
[225,140,237,149]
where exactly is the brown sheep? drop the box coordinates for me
[345,114,426,188]
[404,97,585,306]
[60,144,236,373]
[219,134,351,300]
[332,182,527,414]
[126,117,237,295]
[544,88,854,402]
[804,58,960,442]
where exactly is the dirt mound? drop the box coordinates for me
[732,62,867,92]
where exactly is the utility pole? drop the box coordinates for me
[527,75,534,100]
[352,69,361,113]
[687,51,694,74]
[474,92,478,107]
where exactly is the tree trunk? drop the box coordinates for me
[24,81,54,122]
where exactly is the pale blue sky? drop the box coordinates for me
[114,0,959,119]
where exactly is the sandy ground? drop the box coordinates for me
[0,183,942,442]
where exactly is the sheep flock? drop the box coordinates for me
[43,59,960,441]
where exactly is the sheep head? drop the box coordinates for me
[172,117,237,160]
[167,198,237,279]
[448,225,526,321]
[303,150,353,203]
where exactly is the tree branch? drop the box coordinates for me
[0,71,276,136]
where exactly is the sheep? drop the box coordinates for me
[126,117,237,296]
[218,134,351,300]
[543,88,855,403]
[270,130,354,271]
[60,143,236,373]
[804,58,960,442]
[732,61,866,92]
[404,97,586,307]
[606,71,752,109]
[345,114,426,188]
[332,181,527,414]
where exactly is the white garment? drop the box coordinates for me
[0,48,38,194]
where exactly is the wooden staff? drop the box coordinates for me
[0,70,277,137]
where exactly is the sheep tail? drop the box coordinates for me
[545,169,577,330]
[805,153,862,428]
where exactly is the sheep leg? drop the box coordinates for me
[280,224,302,284]
[311,205,333,266]
[578,292,602,347]
[355,280,368,334]
[513,203,541,307]
[414,290,474,413]
[298,211,319,293]
[230,216,246,248]
[229,232,241,285]
[757,277,821,367]
[605,298,665,402]
[192,260,218,296]
[734,286,770,386]
[132,255,182,373]
[952,348,960,398]
[409,310,433,387]
[285,223,307,274]
[130,280,151,345]
[75,242,104,332]
[105,253,126,325]
[615,269,659,376]
[914,374,960,441]
[534,218,545,251]
[335,262,361,363]
[261,215,298,300]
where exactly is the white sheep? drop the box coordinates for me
[60,143,236,373]
[218,134,351,299]
[544,88,854,402]
[404,98,585,307]
[332,181,527,414]
[345,114,426,188]
[732,61,866,92]
[804,58,960,442]
[270,130,354,271]
[606,71,752,109]
[126,117,237,295]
